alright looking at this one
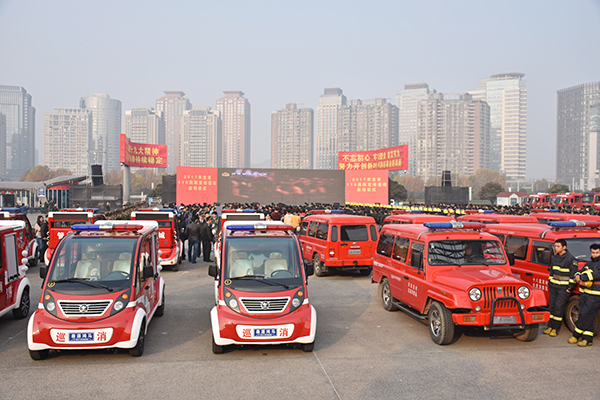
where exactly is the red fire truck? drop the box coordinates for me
[0,208,38,267]
[131,208,183,271]
[0,220,32,321]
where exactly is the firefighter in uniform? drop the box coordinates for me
[568,243,600,346]
[543,239,578,337]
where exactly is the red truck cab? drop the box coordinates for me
[45,208,105,265]
[28,220,165,360]
[298,210,378,277]
[528,210,600,224]
[131,208,183,271]
[0,208,38,267]
[458,213,539,224]
[0,220,31,321]
[208,221,316,353]
[383,211,454,226]
[372,221,549,344]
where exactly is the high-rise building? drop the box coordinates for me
[556,82,600,191]
[156,91,192,174]
[44,109,92,176]
[215,91,251,168]
[470,73,527,182]
[123,107,165,145]
[271,103,313,169]
[181,107,221,167]
[80,93,122,174]
[315,89,398,170]
[416,93,490,181]
[396,83,435,176]
[0,113,6,178]
[0,85,35,180]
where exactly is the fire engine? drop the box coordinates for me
[0,208,38,266]
[44,208,105,265]
[28,220,165,359]
[131,208,183,271]
[208,221,316,353]
[373,221,549,344]
[0,220,31,321]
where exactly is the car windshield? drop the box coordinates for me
[224,237,303,291]
[565,238,600,262]
[428,240,507,266]
[46,236,138,294]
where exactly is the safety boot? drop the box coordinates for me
[549,329,558,337]
[543,327,553,335]
[577,339,593,347]
[568,336,578,344]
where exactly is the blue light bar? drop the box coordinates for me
[159,208,177,212]
[71,224,101,231]
[0,208,20,212]
[424,221,485,230]
[227,223,292,232]
[548,220,600,228]
[482,210,495,214]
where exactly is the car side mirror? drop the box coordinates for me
[507,252,515,266]
[143,265,154,280]
[39,266,47,279]
[208,264,218,278]
[304,260,314,277]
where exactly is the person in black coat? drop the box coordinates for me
[200,216,214,262]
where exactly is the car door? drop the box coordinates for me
[402,242,426,311]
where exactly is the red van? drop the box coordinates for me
[0,208,38,266]
[28,220,165,360]
[298,211,378,276]
[382,211,454,226]
[0,220,31,321]
[208,221,316,353]
[373,221,549,344]
[44,209,105,265]
[458,213,539,224]
[528,211,600,224]
[131,208,183,271]
[483,220,600,335]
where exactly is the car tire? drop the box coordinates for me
[512,324,540,342]
[155,291,165,317]
[129,322,145,357]
[29,349,49,360]
[564,295,600,336]
[212,333,224,354]
[301,342,315,352]
[381,278,398,311]
[313,254,327,277]
[12,287,30,319]
[428,301,456,345]
[29,257,38,267]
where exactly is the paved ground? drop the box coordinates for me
[1,253,600,400]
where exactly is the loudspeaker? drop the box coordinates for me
[442,170,452,187]
[91,165,104,186]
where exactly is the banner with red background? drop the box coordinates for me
[345,169,389,205]
[176,166,218,205]
[120,134,167,168]
[338,144,408,171]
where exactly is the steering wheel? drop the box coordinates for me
[270,269,293,278]
[114,270,130,278]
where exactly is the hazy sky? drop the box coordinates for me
[1,0,599,180]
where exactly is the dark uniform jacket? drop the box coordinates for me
[549,250,578,290]
[185,222,201,241]
[575,256,600,296]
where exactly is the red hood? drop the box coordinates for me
[432,267,524,291]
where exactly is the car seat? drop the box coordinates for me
[264,252,287,277]
[229,251,253,278]
[113,252,132,274]
[75,251,101,279]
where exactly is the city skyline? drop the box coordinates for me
[1,1,599,180]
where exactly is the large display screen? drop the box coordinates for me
[217,168,345,205]
[345,170,389,205]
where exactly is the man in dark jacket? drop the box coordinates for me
[200,216,214,262]
[185,218,201,263]
[544,239,578,337]
[569,243,600,346]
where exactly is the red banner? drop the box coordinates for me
[176,166,218,205]
[345,170,389,205]
[338,144,408,171]
[120,134,167,168]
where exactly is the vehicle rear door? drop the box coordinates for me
[339,224,369,259]
[3,232,19,307]
[0,233,6,309]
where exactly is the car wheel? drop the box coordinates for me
[129,322,145,357]
[155,291,165,317]
[512,324,540,342]
[428,301,456,345]
[12,288,30,319]
[313,254,327,277]
[212,333,224,354]
[29,257,38,267]
[29,349,49,360]
[301,342,314,352]
[381,278,398,311]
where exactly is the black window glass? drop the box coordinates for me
[376,233,394,257]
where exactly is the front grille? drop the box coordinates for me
[240,297,289,312]
[58,300,111,316]
[482,286,518,310]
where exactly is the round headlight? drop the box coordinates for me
[229,299,238,309]
[292,298,301,308]
[469,288,482,302]
[46,302,55,312]
[114,301,124,311]
[517,286,530,300]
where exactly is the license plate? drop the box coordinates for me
[348,249,361,255]
[69,332,95,342]
[253,328,277,337]
[493,316,517,325]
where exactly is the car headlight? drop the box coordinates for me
[292,298,301,308]
[114,301,124,311]
[46,301,56,312]
[469,287,482,302]
[517,286,530,300]
[229,299,238,309]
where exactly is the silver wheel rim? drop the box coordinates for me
[572,305,579,324]
[430,309,441,337]
[383,283,391,306]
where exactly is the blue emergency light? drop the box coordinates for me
[548,220,600,228]
[0,208,20,212]
[71,223,144,232]
[227,223,293,232]
[424,222,485,230]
